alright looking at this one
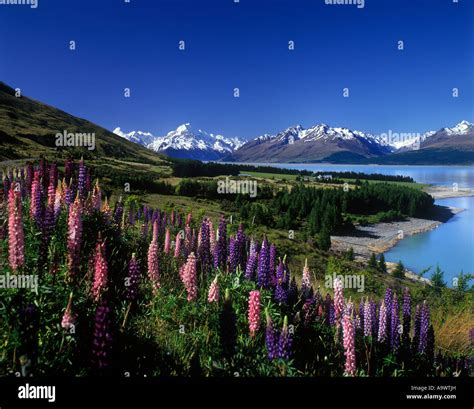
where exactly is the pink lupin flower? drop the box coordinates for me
[147,221,160,292]
[301,258,311,292]
[61,293,76,332]
[67,195,83,279]
[208,219,215,253]
[182,252,197,301]
[208,275,219,303]
[30,169,42,225]
[334,277,345,327]
[342,302,356,376]
[174,231,182,258]
[47,178,55,208]
[248,290,261,337]
[164,228,171,254]
[186,212,192,225]
[197,226,202,251]
[53,184,62,222]
[91,241,108,302]
[7,184,25,271]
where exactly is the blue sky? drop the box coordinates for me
[0,0,473,139]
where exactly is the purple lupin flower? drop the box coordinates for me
[213,216,227,270]
[91,297,114,370]
[277,316,292,360]
[125,254,140,302]
[228,237,237,273]
[402,287,411,345]
[198,218,211,272]
[257,237,270,288]
[265,310,278,360]
[325,294,335,326]
[384,288,393,337]
[64,179,73,207]
[287,276,298,307]
[235,224,246,272]
[377,300,387,343]
[114,198,124,226]
[274,259,287,304]
[418,301,430,354]
[364,298,372,337]
[245,246,258,281]
[390,293,400,350]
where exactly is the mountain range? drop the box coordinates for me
[0,81,472,165]
[114,124,245,161]
[115,121,474,164]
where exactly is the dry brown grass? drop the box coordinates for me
[432,306,474,355]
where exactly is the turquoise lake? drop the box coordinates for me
[261,164,474,284]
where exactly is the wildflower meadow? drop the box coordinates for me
[0,158,470,377]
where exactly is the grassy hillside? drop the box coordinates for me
[0,82,170,167]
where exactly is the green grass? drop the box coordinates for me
[239,171,298,180]
[341,178,428,190]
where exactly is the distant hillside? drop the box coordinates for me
[0,82,167,166]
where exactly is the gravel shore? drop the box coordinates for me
[331,205,464,258]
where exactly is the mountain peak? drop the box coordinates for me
[176,123,193,133]
[114,124,245,160]
[443,120,474,135]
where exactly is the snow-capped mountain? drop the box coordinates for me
[442,120,473,135]
[229,123,393,162]
[113,128,156,147]
[115,120,474,164]
[114,124,245,161]
[389,120,474,151]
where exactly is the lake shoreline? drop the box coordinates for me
[331,205,464,258]
[425,185,474,199]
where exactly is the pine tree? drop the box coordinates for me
[318,227,331,251]
[368,253,378,270]
[378,253,387,273]
[431,264,446,292]
[393,261,405,279]
[346,247,354,261]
